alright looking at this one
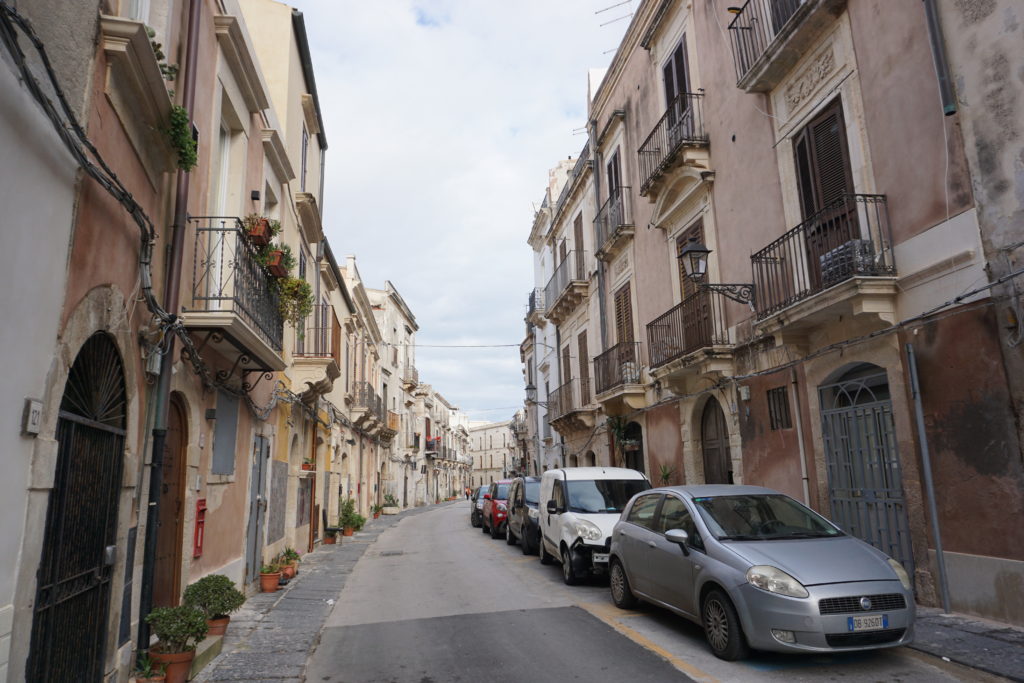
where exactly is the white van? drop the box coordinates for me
[539,467,650,585]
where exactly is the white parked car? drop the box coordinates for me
[538,467,650,584]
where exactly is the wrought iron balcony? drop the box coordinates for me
[183,216,285,372]
[594,341,642,395]
[751,194,894,319]
[647,290,730,368]
[543,250,588,324]
[547,377,594,425]
[727,0,845,92]
[352,381,384,428]
[638,93,708,196]
[401,363,418,389]
[595,186,634,260]
[552,142,591,223]
[294,303,341,361]
[527,288,546,325]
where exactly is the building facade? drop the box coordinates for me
[523,0,1024,626]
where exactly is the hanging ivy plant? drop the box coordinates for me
[273,276,313,327]
[166,105,197,171]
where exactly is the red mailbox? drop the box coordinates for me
[193,498,207,558]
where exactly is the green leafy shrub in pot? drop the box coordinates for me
[182,574,245,620]
[145,605,209,653]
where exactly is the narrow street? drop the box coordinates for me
[305,503,992,683]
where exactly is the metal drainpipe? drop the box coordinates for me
[308,418,317,552]
[589,120,608,351]
[922,0,957,116]
[138,0,201,650]
[790,369,811,506]
[906,343,952,613]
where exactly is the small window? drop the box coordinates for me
[626,493,661,529]
[767,386,792,430]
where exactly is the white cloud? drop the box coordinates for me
[292,0,632,420]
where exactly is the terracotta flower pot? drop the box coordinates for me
[281,563,296,579]
[150,648,194,683]
[343,526,355,537]
[301,462,314,471]
[247,218,271,246]
[206,615,230,636]
[265,250,287,277]
[259,571,281,592]
[324,534,337,544]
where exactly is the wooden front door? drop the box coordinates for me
[154,396,187,607]
[701,398,731,484]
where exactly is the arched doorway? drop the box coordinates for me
[819,364,914,579]
[623,422,644,473]
[28,333,127,681]
[583,451,596,467]
[154,394,187,607]
[700,398,731,484]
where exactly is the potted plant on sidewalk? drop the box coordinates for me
[371,503,383,519]
[281,547,300,578]
[182,574,246,636]
[131,652,166,682]
[259,561,282,592]
[382,493,400,515]
[339,497,364,536]
[145,605,209,683]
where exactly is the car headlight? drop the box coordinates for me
[527,507,539,519]
[887,558,912,590]
[574,519,603,542]
[746,565,809,598]
[497,503,507,512]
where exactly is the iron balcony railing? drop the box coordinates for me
[548,379,573,422]
[638,93,708,195]
[528,288,545,318]
[595,185,633,252]
[187,216,283,352]
[402,363,418,386]
[294,303,341,362]
[353,381,384,419]
[553,141,591,221]
[751,194,894,319]
[727,0,803,82]
[647,290,730,368]
[594,341,642,395]
[544,249,587,312]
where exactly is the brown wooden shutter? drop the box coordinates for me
[577,331,590,405]
[573,213,585,280]
[614,282,634,343]
[676,220,705,300]
[561,345,572,383]
[793,99,853,218]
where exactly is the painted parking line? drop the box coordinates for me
[580,601,721,683]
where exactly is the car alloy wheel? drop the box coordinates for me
[609,559,638,609]
[702,589,749,661]
[561,547,580,585]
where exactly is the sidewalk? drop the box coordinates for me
[192,502,454,682]
[909,607,1024,682]
[193,500,1024,682]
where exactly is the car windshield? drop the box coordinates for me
[692,494,843,541]
[567,479,650,513]
[524,481,540,505]
[494,484,510,499]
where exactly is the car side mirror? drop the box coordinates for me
[665,529,690,555]
[546,500,558,514]
[483,493,491,500]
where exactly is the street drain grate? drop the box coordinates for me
[379,550,404,556]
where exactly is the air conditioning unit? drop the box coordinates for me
[819,239,874,287]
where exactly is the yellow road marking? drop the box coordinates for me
[579,601,721,683]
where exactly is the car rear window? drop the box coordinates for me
[524,481,540,505]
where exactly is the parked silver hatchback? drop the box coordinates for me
[609,485,915,660]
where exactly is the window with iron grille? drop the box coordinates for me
[767,386,792,430]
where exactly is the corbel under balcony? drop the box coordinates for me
[99,16,174,184]
[213,15,270,112]
[594,384,647,416]
[545,282,588,326]
[649,348,736,397]
[296,192,324,244]
[754,276,899,349]
[261,128,295,183]
[596,226,635,262]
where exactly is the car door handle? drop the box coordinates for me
[647,541,657,548]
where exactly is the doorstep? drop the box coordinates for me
[189,634,223,680]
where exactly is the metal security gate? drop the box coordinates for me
[29,333,126,681]
[820,366,914,581]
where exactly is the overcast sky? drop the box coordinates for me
[292,1,632,421]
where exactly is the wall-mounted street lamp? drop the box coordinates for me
[677,237,756,310]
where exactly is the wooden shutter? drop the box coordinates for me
[607,149,622,196]
[577,331,590,405]
[558,239,567,264]
[573,214,585,280]
[793,99,853,217]
[663,36,690,104]
[614,282,634,343]
[676,220,705,301]
[561,345,572,383]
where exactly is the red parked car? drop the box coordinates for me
[481,479,512,540]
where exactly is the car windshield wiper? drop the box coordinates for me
[719,534,762,541]
[776,532,839,539]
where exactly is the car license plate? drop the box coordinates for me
[592,552,609,564]
[848,614,888,632]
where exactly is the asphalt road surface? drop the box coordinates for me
[305,502,994,683]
